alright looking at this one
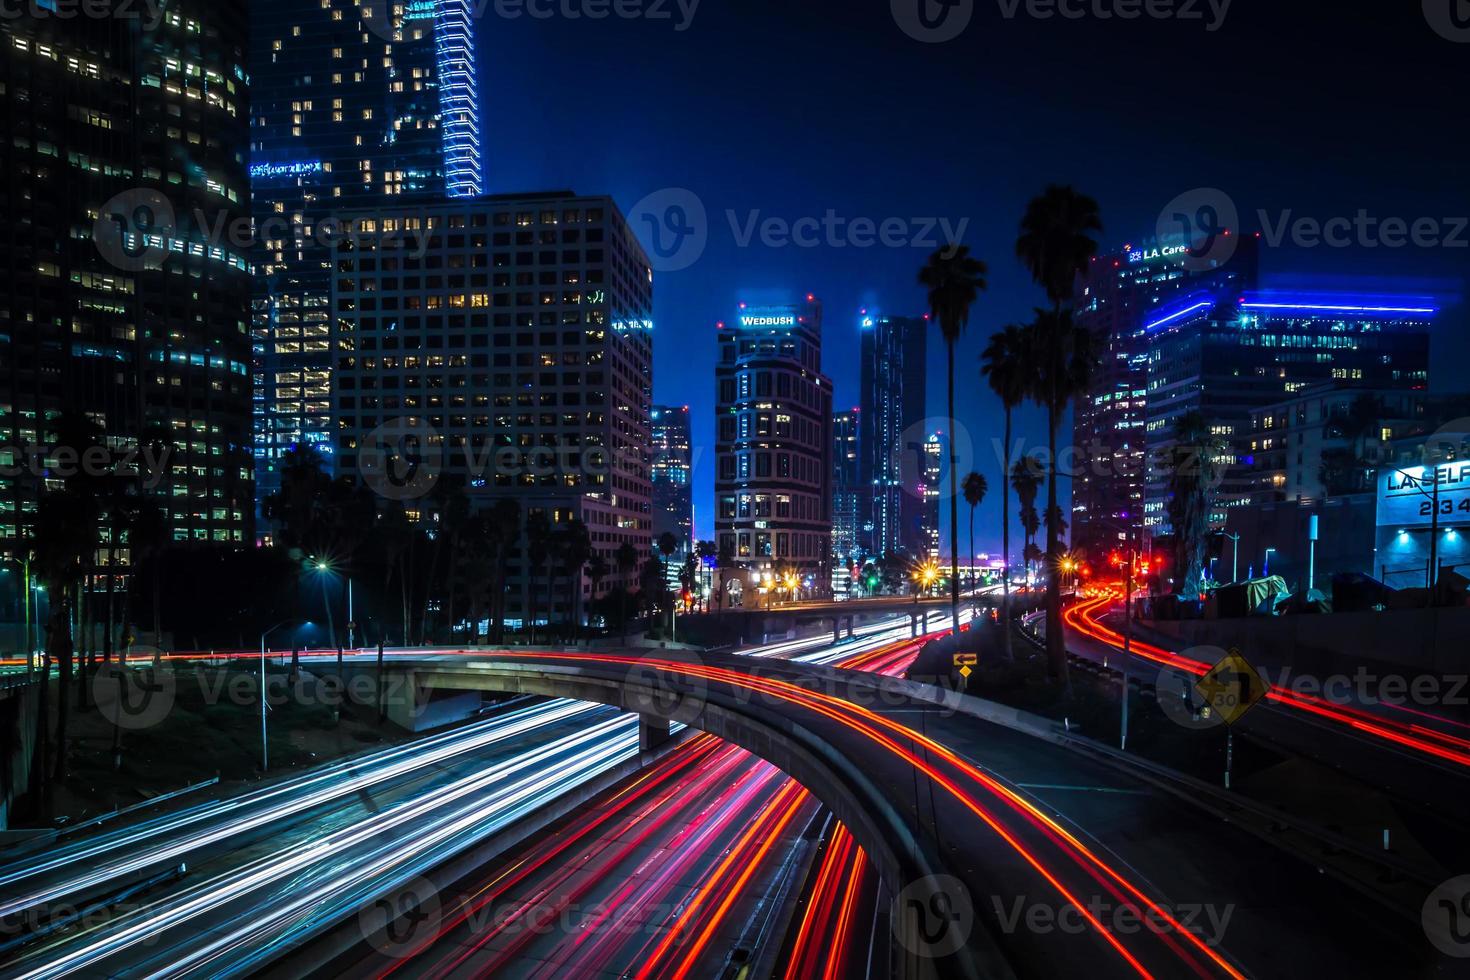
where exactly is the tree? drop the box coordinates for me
[587,553,610,629]
[982,323,1030,661]
[1012,457,1044,580]
[1016,185,1102,682]
[919,244,988,633]
[525,510,552,645]
[961,471,988,594]
[656,532,679,633]
[1165,411,1226,598]
[559,519,593,642]
[615,541,639,643]
[486,499,521,644]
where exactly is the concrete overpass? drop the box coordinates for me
[710,590,1034,644]
[374,649,1260,980]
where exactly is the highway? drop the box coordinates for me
[0,614,940,977]
[311,633,928,979]
[1062,590,1470,810]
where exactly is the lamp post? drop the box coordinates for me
[1222,532,1240,583]
[1264,548,1277,577]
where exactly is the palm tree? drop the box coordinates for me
[560,519,593,642]
[524,510,552,645]
[982,323,1030,661]
[486,499,521,644]
[1012,457,1044,580]
[1165,411,1226,598]
[918,245,989,632]
[587,553,610,630]
[656,532,678,634]
[1016,186,1102,682]
[961,471,988,594]
[615,541,638,642]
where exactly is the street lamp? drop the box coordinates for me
[1264,547,1277,577]
[259,619,306,772]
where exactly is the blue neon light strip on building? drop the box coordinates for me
[1239,301,1437,315]
[435,0,483,198]
[1143,300,1214,333]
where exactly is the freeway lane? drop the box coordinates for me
[0,617,938,978]
[1063,591,1470,811]
[412,648,1447,978]
[314,634,929,980]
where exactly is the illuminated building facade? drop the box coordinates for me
[858,312,928,558]
[651,405,693,552]
[249,0,482,511]
[1142,292,1433,536]
[832,409,861,561]
[1071,236,1258,552]
[0,0,255,555]
[715,298,834,594]
[330,193,653,629]
[921,431,943,562]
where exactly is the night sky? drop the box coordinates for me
[475,1,1466,548]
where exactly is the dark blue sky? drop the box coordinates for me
[475,1,1467,548]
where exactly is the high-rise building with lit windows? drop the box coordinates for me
[1140,291,1432,536]
[832,409,861,561]
[249,0,482,514]
[0,0,255,554]
[715,298,834,595]
[330,192,653,630]
[651,405,693,552]
[858,312,928,558]
[1071,236,1258,552]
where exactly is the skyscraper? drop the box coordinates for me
[858,312,928,559]
[331,193,653,629]
[1071,235,1259,552]
[0,0,254,552]
[249,0,482,510]
[832,409,861,561]
[715,298,834,595]
[1141,290,1432,535]
[920,431,943,562]
[651,405,693,552]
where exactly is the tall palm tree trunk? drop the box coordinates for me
[947,342,960,630]
[1000,408,1014,662]
[1045,406,1066,682]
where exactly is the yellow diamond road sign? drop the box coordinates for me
[959,665,973,679]
[1194,649,1266,725]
